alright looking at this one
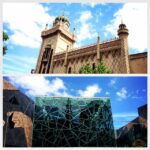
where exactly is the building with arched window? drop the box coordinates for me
[34,15,147,74]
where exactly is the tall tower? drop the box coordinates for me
[65,99,72,128]
[35,15,76,73]
[118,21,130,73]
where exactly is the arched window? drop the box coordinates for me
[43,48,49,58]
[92,63,95,70]
[42,67,46,73]
[68,67,71,74]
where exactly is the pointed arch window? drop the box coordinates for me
[68,67,71,74]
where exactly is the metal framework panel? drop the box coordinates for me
[32,97,116,147]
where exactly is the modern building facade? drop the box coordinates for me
[32,97,116,147]
[34,15,147,74]
[3,80,34,147]
[117,104,147,147]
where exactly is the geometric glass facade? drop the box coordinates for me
[32,97,116,147]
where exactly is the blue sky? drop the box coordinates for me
[3,3,147,74]
[4,76,147,129]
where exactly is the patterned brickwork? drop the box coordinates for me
[34,16,132,74]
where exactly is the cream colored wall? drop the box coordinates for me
[55,35,73,54]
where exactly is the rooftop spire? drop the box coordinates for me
[45,23,48,30]
[97,32,100,38]
[121,19,123,24]
[97,32,100,61]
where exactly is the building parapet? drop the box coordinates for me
[129,52,147,60]
[53,38,121,61]
[41,25,75,41]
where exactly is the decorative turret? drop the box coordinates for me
[53,14,70,30]
[44,23,48,30]
[117,21,129,38]
[117,21,130,73]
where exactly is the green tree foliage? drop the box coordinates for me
[3,31,9,55]
[79,63,112,74]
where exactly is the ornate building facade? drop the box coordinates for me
[34,15,147,74]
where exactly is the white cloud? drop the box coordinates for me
[3,3,55,48]
[116,87,127,100]
[113,112,138,118]
[3,64,27,74]
[4,54,37,66]
[89,3,97,8]
[126,89,145,100]
[105,91,110,95]
[79,11,92,23]
[136,90,139,94]
[101,3,107,6]
[109,78,116,86]
[142,89,146,92]
[131,96,142,99]
[95,11,103,23]
[104,3,147,53]
[78,84,101,97]
[76,11,97,46]
[3,54,37,74]
[113,112,138,129]
[8,77,70,97]
[82,3,98,8]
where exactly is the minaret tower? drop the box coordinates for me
[35,14,76,73]
[118,21,130,73]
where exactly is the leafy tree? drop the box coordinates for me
[79,62,112,74]
[3,31,9,55]
[79,64,93,74]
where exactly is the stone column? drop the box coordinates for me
[64,45,69,73]
[97,34,100,64]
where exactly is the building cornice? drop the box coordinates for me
[41,25,75,42]
[53,39,121,61]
